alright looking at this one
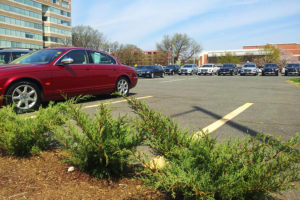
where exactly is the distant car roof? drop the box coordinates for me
[0,49,32,52]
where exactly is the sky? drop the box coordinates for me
[72,0,300,52]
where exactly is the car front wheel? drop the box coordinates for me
[5,81,41,112]
[116,77,129,96]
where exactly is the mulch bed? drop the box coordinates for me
[0,150,168,200]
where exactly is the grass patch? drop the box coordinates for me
[287,78,300,87]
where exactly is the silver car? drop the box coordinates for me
[240,63,258,76]
[178,64,198,75]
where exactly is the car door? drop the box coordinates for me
[52,49,92,97]
[86,50,119,93]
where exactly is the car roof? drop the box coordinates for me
[0,49,32,52]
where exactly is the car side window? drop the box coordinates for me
[12,52,28,60]
[88,51,116,64]
[60,50,88,64]
[0,52,10,64]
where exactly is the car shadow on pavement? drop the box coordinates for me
[41,93,137,108]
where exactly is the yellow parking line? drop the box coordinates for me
[193,103,253,139]
[83,96,153,109]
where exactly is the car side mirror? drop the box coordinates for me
[61,58,73,65]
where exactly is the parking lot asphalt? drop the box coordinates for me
[82,74,300,142]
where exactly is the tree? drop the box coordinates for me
[112,44,147,66]
[217,52,241,64]
[156,33,201,64]
[72,25,109,50]
[264,45,280,63]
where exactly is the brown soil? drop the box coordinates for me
[0,150,168,200]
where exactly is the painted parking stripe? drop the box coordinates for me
[83,96,153,109]
[193,103,254,139]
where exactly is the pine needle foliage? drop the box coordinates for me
[126,97,300,200]
[53,102,143,179]
[0,102,70,156]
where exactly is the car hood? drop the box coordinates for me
[200,67,213,70]
[242,67,256,70]
[0,64,45,72]
[137,69,153,72]
[180,68,192,70]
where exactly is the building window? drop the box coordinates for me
[0,15,43,30]
[51,0,59,5]
[0,27,42,41]
[0,40,43,49]
[62,1,69,8]
[0,2,42,19]
[13,0,42,9]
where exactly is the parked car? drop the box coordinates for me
[240,63,258,76]
[198,64,218,75]
[218,64,237,76]
[136,65,165,78]
[164,64,180,75]
[0,47,138,111]
[236,66,242,74]
[178,64,198,75]
[0,49,32,64]
[282,63,300,76]
[261,63,279,76]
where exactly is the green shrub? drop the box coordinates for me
[54,102,143,179]
[289,78,300,83]
[0,102,70,156]
[126,97,300,200]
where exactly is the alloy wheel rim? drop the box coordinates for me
[117,79,128,95]
[11,85,38,110]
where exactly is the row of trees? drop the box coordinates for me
[71,25,201,66]
[71,25,298,67]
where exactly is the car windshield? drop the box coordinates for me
[166,65,175,69]
[202,65,212,68]
[264,64,277,68]
[222,64,234,68]
[10,49,65,64]
[137,65,153,70]
[183,65,192,68]
[243,64,256,68]
[286,64,300,68]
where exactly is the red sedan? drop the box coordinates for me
[0,47,138,111]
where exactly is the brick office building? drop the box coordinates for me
[0,0,72,49]
[199,43,300,66]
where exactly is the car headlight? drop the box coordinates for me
[146,71,150,73]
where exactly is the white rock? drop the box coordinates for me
[68,166,75,172]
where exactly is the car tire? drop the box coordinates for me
[5,81,41,112]
[116,77,129,96]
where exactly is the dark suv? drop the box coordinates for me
[283,63,300,76]
[0,49,32,64]
[262,63,279,76]
[218,64,237,76]
[164,65,180,75]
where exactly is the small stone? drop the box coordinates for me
[67,166,75,172]
[136,185,141,190]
